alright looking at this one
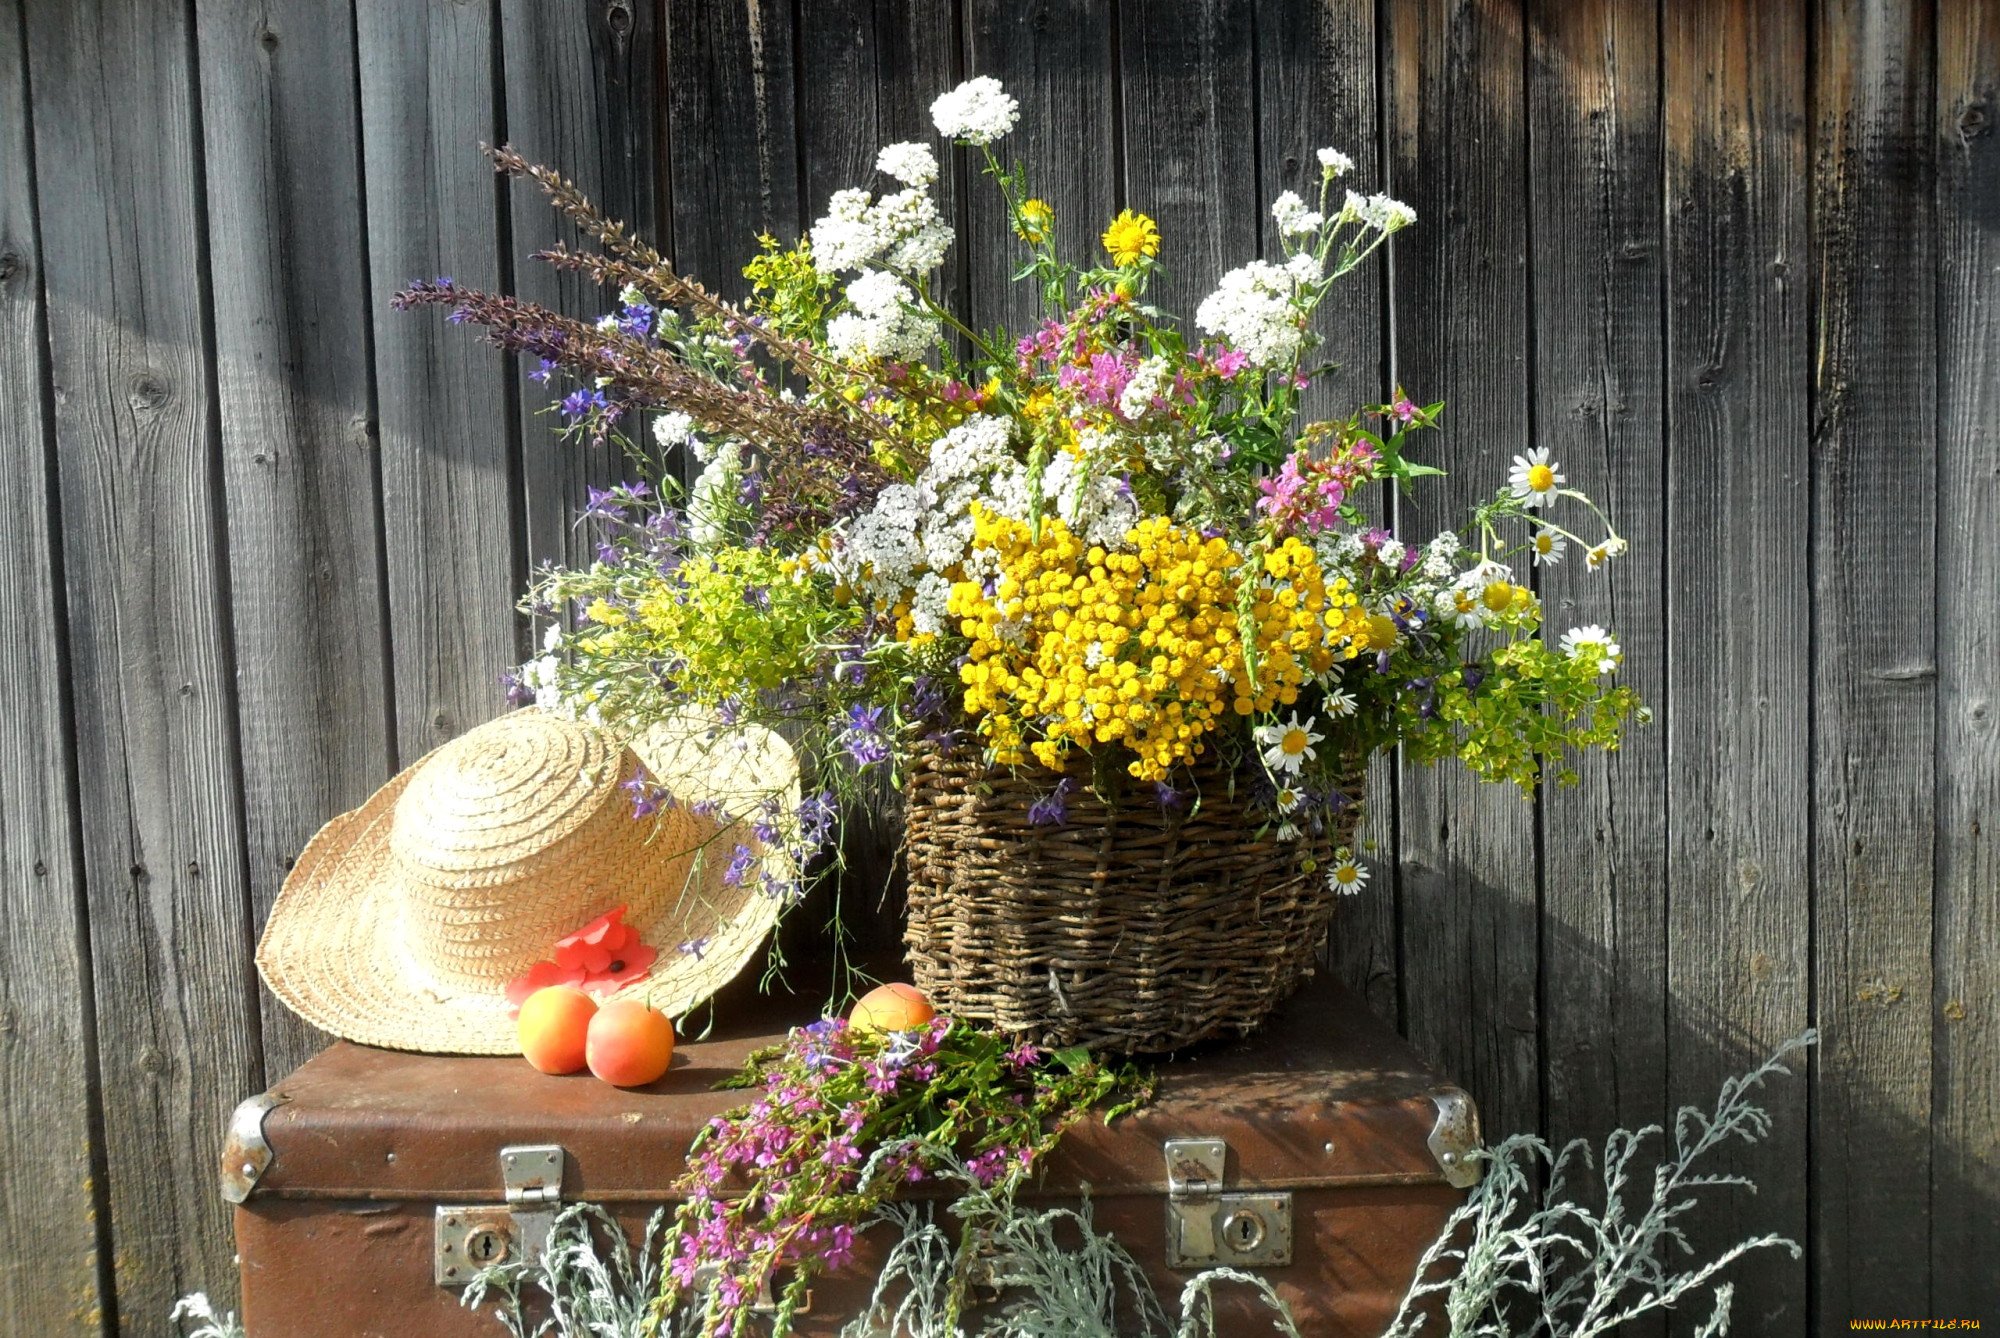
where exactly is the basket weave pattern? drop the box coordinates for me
[903,747,1364,1054]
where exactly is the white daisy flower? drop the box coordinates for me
[1255,711,1323,775]
[1531,530,1566,566]
[1275,820,1302,841]
[1327,850,1369,894]
[1323,687,1358,718]
[1508,447,1565,508]
[1558,624,1622,675]
[1583,535,1626,573]
[1274,784,1303,815]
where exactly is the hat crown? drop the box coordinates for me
[386,713,681,994]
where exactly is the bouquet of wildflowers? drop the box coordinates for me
[645,1015,1146,1337]
[398,75,1638,924]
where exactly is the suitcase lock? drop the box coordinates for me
[434,1144,566,1286]
[1163,1138,1292,1269]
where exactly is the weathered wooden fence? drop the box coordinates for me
[1,0,1994,1331]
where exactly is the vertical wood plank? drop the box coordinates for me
[502,0,662,572]
[357,0,522,758]
[1662,0,1813,1327]
[1255,0,1396,1020]
[1116,0,1256,322]
[798,0,961,316]
[1933,0,2000,1315]
[1810,0,1938,1319]
[197,0,393,1081]
[1526,0,1670,1168]
[23,0,264,1321]
[794,0,961,953]
[961,0,1117,334]
[1382,0,1542,1140]
[665,0,801,301]
[0,0,110,1327]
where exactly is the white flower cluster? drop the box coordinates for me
[840,482,927,601]
[875,141,938,187]
[809,183,953,277]
[1270,189,1324,237]
[930,76,1018,145]
[688,439,745,546]
[1317,147,1355,177]
[1341,188,1416,233]
[1194,254,1321,368]
[1040,450,1139,550]
[912,414,1029,571]
[1118,355,1174,420]
[826,269,935,363]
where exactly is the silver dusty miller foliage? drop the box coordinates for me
[1381,1032,1816,1338]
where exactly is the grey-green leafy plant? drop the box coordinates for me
[838,1145,1300,1338]
[1382,1032,1816,1338]
[462,1203,682,1338]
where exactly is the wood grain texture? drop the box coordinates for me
[196,0,392,1082]
[357,0,523,759]
[502,0,662,572]
[1526,0,1670,1175]
[798,0,961,319]
[22,0,265,1322]
[1252,0,1396,1020]
[1933,0,2000,1315]
[1662,0,1813,1327]
[1810,0,1938,1318]
[664,0,801,301]
[794,0,961,949]
[961,0,1116,335]
[0,0,109,1328]
[1382,0,1542,1142]
[1116,0,1256,322]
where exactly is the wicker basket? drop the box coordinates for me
[902,746,1364,1055]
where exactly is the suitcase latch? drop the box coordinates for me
[434,1144,566,1286]
[1163,1137,1292,1269]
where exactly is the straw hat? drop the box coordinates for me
[257,707,798,1055]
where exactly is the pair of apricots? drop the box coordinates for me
[516,981,937,1087]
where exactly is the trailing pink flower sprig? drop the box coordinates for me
[645,1013,1151,1338]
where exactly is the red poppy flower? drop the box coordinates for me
[504,906,659,1010]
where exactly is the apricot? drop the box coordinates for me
[517,986,598,1075]
[849,982,936,1035]
[585,1000,675,1087]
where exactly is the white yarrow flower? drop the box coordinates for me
[1196,260,1312,368]
[651,410,696,450]
[1271,189,1324,237]
[1118,356,1175,420]
[876,141,938,187]
[1317,147,1355,177]
[930,76,1019,145]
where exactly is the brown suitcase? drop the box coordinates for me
[225,974,1477,1336]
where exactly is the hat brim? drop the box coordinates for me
[256,710,799,1055]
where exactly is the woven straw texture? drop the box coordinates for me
[257,708,796,1055]
[904,747,1364,1055]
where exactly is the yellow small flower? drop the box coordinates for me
[1015,198,1054,244]
[1101,209,1160,267]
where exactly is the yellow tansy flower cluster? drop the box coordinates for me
[951,510,1370,780]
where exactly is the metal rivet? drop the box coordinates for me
[241,1163,256,1177]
